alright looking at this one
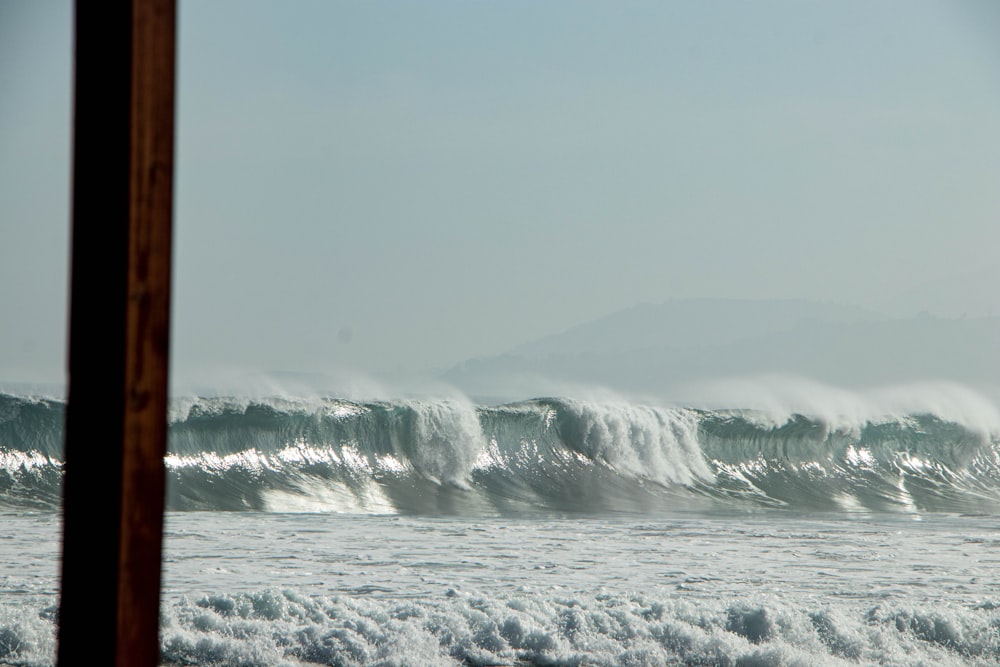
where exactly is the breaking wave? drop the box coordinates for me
[1,391,999,514]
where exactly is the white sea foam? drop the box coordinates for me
[401,399,487,488]
[4,504,1000,666]
[5,588,994,667]
[261,477,397,515]
[557,398,712,486]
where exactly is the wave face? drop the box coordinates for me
[1,392,999,514]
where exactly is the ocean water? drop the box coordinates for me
[1,390,1000,665]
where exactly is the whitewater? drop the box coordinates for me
[1,387,1000,665]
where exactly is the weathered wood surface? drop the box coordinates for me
[59,1,176,665]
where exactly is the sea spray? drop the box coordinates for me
[395,399,486,488]
[552,398,711,485]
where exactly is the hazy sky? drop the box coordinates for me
[2,1,999,385]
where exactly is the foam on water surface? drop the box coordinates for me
[3,510,1000,666]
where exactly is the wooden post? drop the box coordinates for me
[58,1,175,665]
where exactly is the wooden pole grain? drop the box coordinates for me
[59,1,176,664]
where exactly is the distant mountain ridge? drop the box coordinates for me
[443,298,1000,397]
[510,298,885,358]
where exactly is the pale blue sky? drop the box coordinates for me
[2,1,999,385]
